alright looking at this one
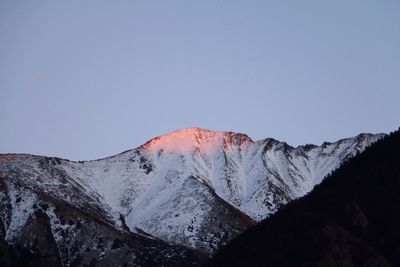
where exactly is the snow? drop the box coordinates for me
[3,183,37,242]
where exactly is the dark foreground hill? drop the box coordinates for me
[210,129,400,267]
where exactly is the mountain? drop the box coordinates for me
[0,127,385,265]
[209,129,400,267]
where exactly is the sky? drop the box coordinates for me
[1,1,399,160]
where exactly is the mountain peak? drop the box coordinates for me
[164,127,215,136]
[139,127,253,153]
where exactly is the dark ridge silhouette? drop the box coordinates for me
[210,128,400,267]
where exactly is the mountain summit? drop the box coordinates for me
[140,127,253,154]
[0,128,385,265]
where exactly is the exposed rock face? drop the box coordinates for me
[0,128,385,264]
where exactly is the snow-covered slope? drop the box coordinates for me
[0,128,385,259]
[0,154,204,267]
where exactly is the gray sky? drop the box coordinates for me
[1,0,399,160]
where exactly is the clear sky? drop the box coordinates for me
[1,0,399,160]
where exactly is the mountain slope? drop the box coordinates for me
[0,128,385,259]
[0,154,205,267]
[210,129,400,267]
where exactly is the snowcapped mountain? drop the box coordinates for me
[0,127,385,264]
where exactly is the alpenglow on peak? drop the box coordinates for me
[139,127,253,153]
